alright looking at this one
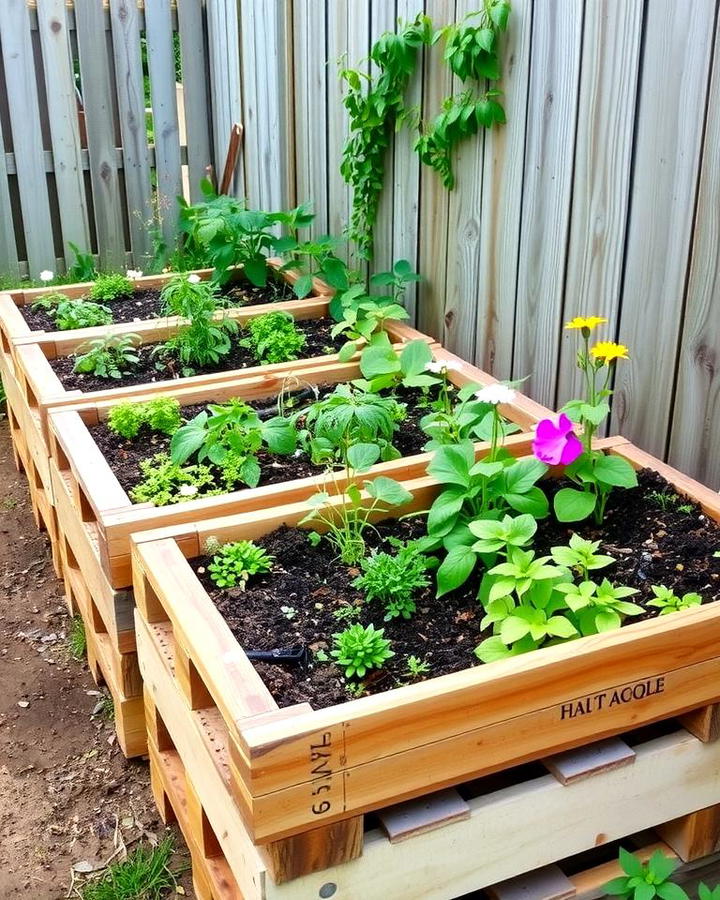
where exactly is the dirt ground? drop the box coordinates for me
[0,421,192,899]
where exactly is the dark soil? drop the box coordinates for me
[48,316,343,392]
[195,469,720,710]
[19,274,297,332]
[88,385,433,498]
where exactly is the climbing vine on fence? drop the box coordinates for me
[341,1,512,259]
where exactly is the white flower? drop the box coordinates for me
[126,269,143,279]
[39,270,54,282]
[187,273,201,284]
[425,359,463,375]
[476,383,516,405]
[178,484,199,497]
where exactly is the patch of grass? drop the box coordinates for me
[78,836,181,900]
[68,616,87,660]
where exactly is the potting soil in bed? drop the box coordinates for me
[20,275,297,331]
[49,316,343,391]
[88,384,433,495]
[193,469,720,709]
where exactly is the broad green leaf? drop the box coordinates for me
[500,615,531,644]
[240,456,261,488]
[604,877,632,896]
[619,848,645,878]
[338,341,359,362]
[656,885,690,900]
[427,441,475,488]
[365,476,412,507]
[554,488,597,523]
[595,609,622,632]
[400,340,433,377]
[347,442,380,472]
[506,487,549,518]
[292,273,314,299]
[427,490,465,537]
[170,423,207,464]
[593,455,638,488]
[244,256,268,287]
[261,418,297,455]
[545,616,578,639]
[649,851,679,884]
[503,457,547,493]
[474,635,516,663]
[436,545,477,597]
[360,343,401,379]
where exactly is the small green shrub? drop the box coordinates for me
[353,543,431,620]
[73,334,140,379]
[331,623,394,678]
[240,311,307,364]
[208,540,274,589]
[647,584,703,615]
[89,272,134,302]
[129,453,218,506]
[108,398,182,440]
[31,291,69,313]
[54,299,113,330]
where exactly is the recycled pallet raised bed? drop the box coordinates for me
[139,614,720,900]
[2,265,357,506]
[129,438,720,874]
[49,351,548,755]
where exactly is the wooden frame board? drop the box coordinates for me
[130,439,720,845]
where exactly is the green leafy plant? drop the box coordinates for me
[88,272,134,302]
[77,836,180,900]
[551,317,637,523]
[66,241,97,282]
[405,655,430,678]
[699,885,720,900]
[603,847,687,900]
[158,275,237,368]
[170,398,296,489]
[357,334,438,393]
[331,623,394,678]
[67,615,86,660]
[239,310,307,364]
[301,476,413,565]
[341,15,434,257]
[273,209,344,297]
[54,298,113,330]
[550,533,615,580]
[647,584,703,615]
[332,604,362,623]
[208,540,273,589]
[107,398,181,440]
[160,271,218,316]
[421,377,521,449]
[129,453,218,506]
[556,578,642,635]
[353,542,432,620]
[31,290,69,313]
[297,384,405,468]
[416,3,511,188]
[73,334,140,379]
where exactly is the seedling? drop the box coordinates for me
[77,835,181,900]
[332,622,394,678]
[603,847,687,899]
[353,542,431,621]
[208,540,273,589]
[405,655,430,678]
[647,584,702,615]
[73,334,140,379]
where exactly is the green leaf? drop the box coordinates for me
[338,341,359,362]
[364,476,412,507]
[633,885,657,900]
[593,455,638,488]
[500,615,531,644]
[554,488,597,523]
[595,609,622,632]
[244,256,268,287]
[504,457,548,493]
[347,442,380,472]
[292,273,314,299]
[656,885,690,900]
[261,418,297,455]
[436,545,477,597]
[427,441,475,488]
[169,420,207,464]
[649,852,678,884]
[604,877,632,896]
[619,848,646,879]
[239,456,261,488]
[427,490,465,537]
[545,616,578,639]
[360,342,401,379]
[506,486,549,518]
[400,340,433,377]
[475,635,516,663]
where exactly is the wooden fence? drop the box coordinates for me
[1,1,720,489]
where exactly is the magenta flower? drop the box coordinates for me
[532,414,583,466]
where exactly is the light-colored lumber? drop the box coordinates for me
[657,805,720,862]
[680,704,720,743]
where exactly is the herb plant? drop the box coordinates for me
[54,298,113,330]
[556,579,642,634]
[129,453,217,505]
[170,398,296,489]
[158,274,237,368]
[208,540,273,589]
[647,585,702,615]
[331,623,394,678]
[405,655,430,678]
[31,291,68,313]
[66,241,97,282]
[89,273,134,302]
[239,311,307,364]
[540,316,637,523]
[107,398,181,440]
[160,272,218,316]
[353,542,432,621]
[604,847,687,900]
[73,334,140,379]
[550,534,615,580]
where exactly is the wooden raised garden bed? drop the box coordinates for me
[1,266,363,507]
[130,439,720,892]
[49,350,548,754]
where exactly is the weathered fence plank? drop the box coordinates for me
[371,1,398,276]
[611,0,716,457]
[74,0,127,269]
[36,0,91,264]
[0,0,56,276]
[144,0,182,247]
[0,114,20,279]
[109,0,153,263]
[668,14,720,489]
[512,0,583,407]
[556,0,643,407]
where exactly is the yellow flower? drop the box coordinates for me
[590,341,630,363]
[564,316,608,331]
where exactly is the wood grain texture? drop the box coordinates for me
[36,0,92,263]
[667,13,720,490]
[556,0,643,407]
[74,0,127,270]
[0,115,19,279]
[370,0,397,275]
[206,0,244,196]
[108,0,153,262]
[0,0,56,275]
[512,0,583,407]
[611,0,717,454]
[474,0,531,380]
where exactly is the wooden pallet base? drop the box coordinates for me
[137,604,720,898]
[61,538,145,757]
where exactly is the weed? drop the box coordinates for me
[77,836,181,900]
[68,616,87,660]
